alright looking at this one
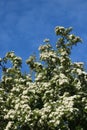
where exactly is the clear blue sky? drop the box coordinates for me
[0,0,87,71]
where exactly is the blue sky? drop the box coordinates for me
[0,0,87,71]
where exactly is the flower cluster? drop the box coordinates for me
[0,26,87,130]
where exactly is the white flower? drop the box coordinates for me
[23,89,28,95]
[74,62,84,68]
[77,68,82,75]
[14,79,19,82]
[58,73,69,85]
[55,120,60,125]
[21,95,29,100]
[55,26,64,30]
[85,106,87,110]
[43,39,50,42]
[4,111,15,119]
[52,58,56,62]
[61,51,67,56]
[0,58,2,61]
[35,73,43,81]
[60,73,66,78]
[49,119,55,123]
[77,62,84,65]
[68,34,74,40]
[5,121,13,130]
[59,78,68,85]
[15,103,20,110]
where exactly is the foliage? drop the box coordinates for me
[0,26,87,130]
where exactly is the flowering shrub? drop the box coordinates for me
[0,26,87,130]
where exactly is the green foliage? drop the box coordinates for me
[0,26,87,130]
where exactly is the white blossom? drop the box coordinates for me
[77,68,83,75]
[5,121,13,130]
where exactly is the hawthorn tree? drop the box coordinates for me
[0,26,87,130]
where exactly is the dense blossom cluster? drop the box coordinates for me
[0,26,87,130]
